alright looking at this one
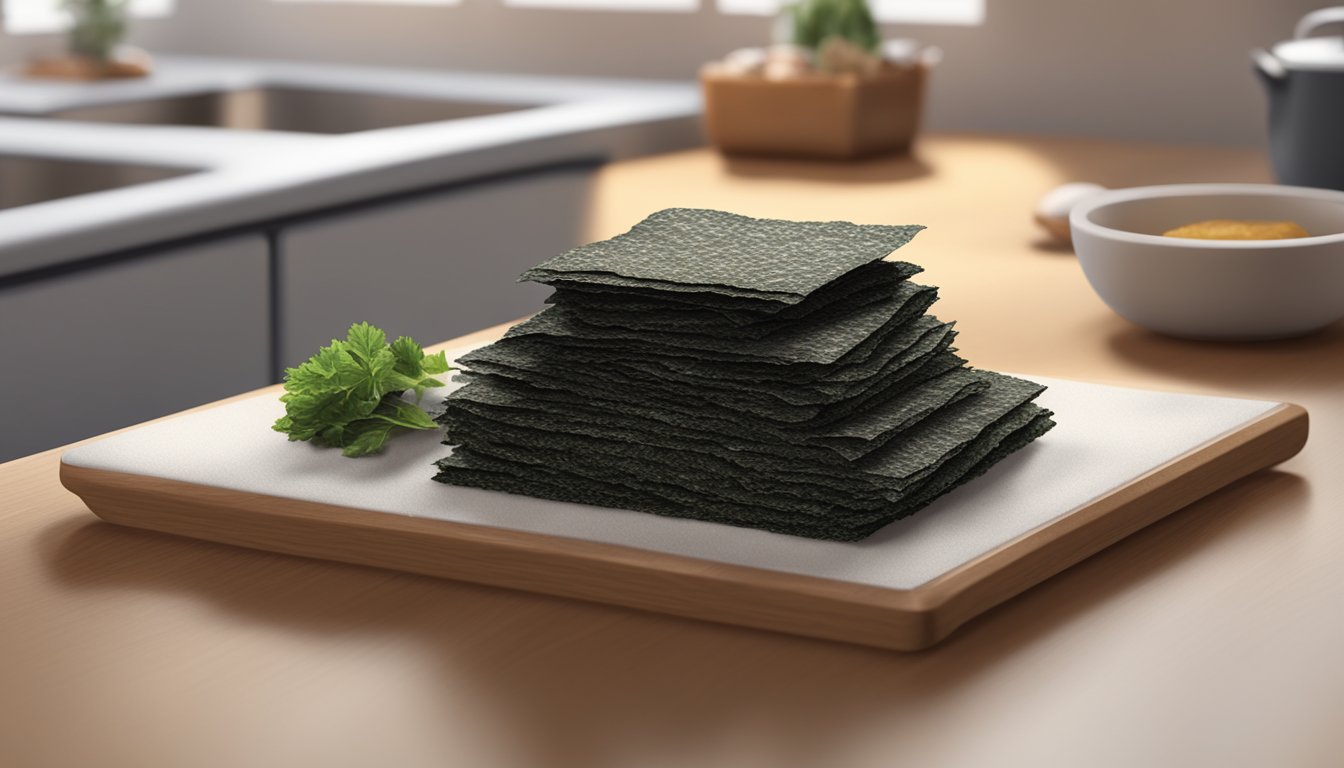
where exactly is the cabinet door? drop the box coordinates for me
[0,235,270,463]
[279,164,594,368]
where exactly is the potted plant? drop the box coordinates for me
[25,0,151,80]
[700,0,936,159]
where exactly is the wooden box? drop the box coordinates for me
[701,64,927,160]
[24,55,150,81]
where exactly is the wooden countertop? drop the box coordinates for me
[4,136,1341,768]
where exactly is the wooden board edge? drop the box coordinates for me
[58,463,938,651]
[57,402,1308,653]
[910,402,1309,645]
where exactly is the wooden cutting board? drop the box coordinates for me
[59,343,1307,650]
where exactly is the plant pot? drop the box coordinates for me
[700,63,928,160]
[24,53,151,81]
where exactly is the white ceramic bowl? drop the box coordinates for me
[1070,183,1344,340]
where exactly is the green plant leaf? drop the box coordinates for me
[370,396,440,430]
[421,350,451,375]
[390,336,426,375]
[272,323,454,457]
[791,0,880,53]
[341,421,397,458]
[344,322,387,363]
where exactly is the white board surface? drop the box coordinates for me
[63,344,1279,591]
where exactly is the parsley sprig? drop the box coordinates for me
[273,322,453,457]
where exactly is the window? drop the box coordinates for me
[268,0,979,19]
[2,0,175,35]
[272,0,458,6]
[718,0,983,25]
[502,0,696,11]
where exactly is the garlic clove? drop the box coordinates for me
[1034,182,1107,245]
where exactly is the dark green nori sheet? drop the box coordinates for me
[434,208,1055,541]
[521,208,924,304]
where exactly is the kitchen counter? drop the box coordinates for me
[0,55,700,279]
[3,135,1340,768]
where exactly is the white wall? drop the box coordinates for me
[1,0,1320,145]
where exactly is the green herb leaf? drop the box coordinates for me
[370,396,440,430]
[273,323,455,457]
[421,350,451,375]
[390,336,425,374]
[341,420,397,458]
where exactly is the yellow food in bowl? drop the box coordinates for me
[1162,219,1310,240]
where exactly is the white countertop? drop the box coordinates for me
[0,55,702,279]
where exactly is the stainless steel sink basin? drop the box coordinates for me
[43,87,533,134]
[0,155,196,211]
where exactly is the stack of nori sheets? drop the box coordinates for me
[434,208,1055,541]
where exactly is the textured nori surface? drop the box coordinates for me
[434,209,1054,541]
[522,208,924,303]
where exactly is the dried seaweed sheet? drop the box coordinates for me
[434,208,1055,541]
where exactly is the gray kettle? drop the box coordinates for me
[1253,7,1344,190]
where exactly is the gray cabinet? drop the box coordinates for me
[0,164,599,462]
[278,165,595,368]
[0,235,271,463]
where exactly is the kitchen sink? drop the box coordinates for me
[43,87,533,134]
[0,155,197,211]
